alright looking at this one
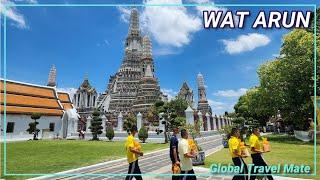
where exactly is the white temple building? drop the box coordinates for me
[0,66,79,141]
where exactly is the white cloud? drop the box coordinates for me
[117,6,131,23]
[1,0,37,28]
[14,0,37,3]
[118,0,202,47]
[188,0,226,14]
[214,88,247,98]
[153,47,181,56]
[118,0,236,48]
[208,99,234,115]
[208,99,224,109]
[161,88,178,100]
[0,0,27,28]
[57,87,78,100]
[140,0,202,47]
[221,33,271,54]
[97,39,110,47]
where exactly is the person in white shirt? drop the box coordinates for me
[178,129,197,180]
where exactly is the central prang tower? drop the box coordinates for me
[99,8,162,122]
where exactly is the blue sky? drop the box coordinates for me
[0,0,318,115]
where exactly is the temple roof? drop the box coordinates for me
[78,76,96,93]
[57,92,73,110]
[181,82,191,91]
[0,79,64,116]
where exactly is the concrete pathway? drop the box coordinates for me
[29,135,222,180]
[28,135,309,180]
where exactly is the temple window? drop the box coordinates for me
[6,122,15,133]
[49,123,55,131]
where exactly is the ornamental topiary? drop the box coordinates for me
[138,126,148,143]
[106,126,114,141]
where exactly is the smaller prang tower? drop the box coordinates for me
[47,65,57,87]
[197,72,212,115]
[177,82,194,107]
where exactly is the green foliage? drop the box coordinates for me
[152,98,188,143]
[138,126,148,143]
[27,113,41,140]
[155,98,188,130]
[105,126,114,141]
[155,100,165,107]
[1,140,168,179]
[172,116,186,128]
[234,27,320,130]
[232,117,245,126]
[123,112,137,133]
[218,125,233,135]
[31,113,41,120]
[90,110,103,140]
[182,120,202,139]
[26,122,40,134]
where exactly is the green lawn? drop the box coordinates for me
[203,134,319,179]
[1,140,167,180]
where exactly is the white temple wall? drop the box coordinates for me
[1,114,62,141]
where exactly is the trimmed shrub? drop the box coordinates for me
[138,126,148,143]
[106,126,115,141]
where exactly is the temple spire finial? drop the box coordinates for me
[129,8,140,36]
[47,64,56,87]
[84,73,88,81]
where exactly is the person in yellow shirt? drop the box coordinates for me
[178,129,197,180]
[249,128,273,180]
[125,125,144,180]
[228,128,248,180]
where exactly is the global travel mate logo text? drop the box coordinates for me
[210,163,312,174]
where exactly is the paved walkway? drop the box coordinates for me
[29,135,308,180]
[29,135,222,180]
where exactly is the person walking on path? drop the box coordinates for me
[249,128,273,180]
[178,129,197,180]
[228,128,249,180]
[125,125,144,180]
[170,127,180,180]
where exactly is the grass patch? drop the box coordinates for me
[203,135,319,179]
[1,140,167,179]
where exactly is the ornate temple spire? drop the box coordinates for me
[81,74,90,88]
[197,72,212,114]
[47,65,56,87]
[129,8,140,37]
[144,65,153,78]
[197,72,207,101]
[142,35,152,59]
[124,8,142,52]
[197,72,205,89]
